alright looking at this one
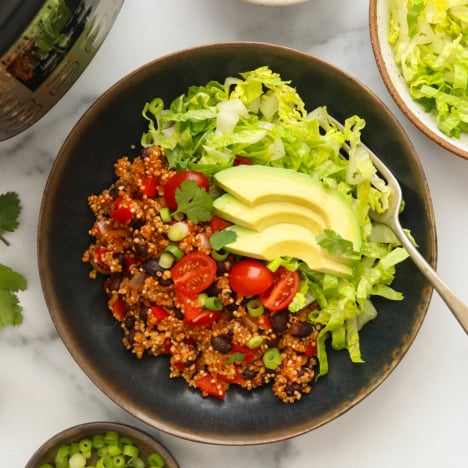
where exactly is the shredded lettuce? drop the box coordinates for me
[388,0,468,138]
[141,66,410,378]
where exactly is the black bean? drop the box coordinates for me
[269,310,289,333]
[125,316,135,330]
[290,321,314,337]
[108,273,123,291]
[211,335,231,353]
[139,308,149,322]
[127,330,136,345]
[226,301,239,312]
[204,283,221,296]
[241,369,258,379]
[110,186,119,198]
[142,258,163,276]
[133,239,148,257]
[112,252,125,266]
[285,383,302,396]
[129,217,145,230]
[267,337,280,348]
[173,308,184,320]
[158,276,173,287]
[216,261,227,275]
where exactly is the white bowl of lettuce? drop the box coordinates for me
[370,0,468,159]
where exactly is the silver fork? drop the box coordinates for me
[331,116,468,335]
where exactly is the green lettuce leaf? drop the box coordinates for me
[140,66,411,378]
[388,0,468,137]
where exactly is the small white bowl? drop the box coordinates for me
[369,0,468,159]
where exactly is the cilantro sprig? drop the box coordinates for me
[0,192,21,246]
[0,192,27,330]
[173,180,214,223]
[316,229,360,261]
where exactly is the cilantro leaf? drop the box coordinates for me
[228,352,246,363]
[174,180,213,223]
[0,289,24,329]
[0,263,27,291]
[0,192,21,246]
[210,229,237,251]
[316,229,359,260]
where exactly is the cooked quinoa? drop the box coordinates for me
[82,145,319,403]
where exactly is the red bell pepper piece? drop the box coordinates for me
[111,298,126,320]
[194,374,226,399]
[151,306,168,321]
[140,176,158,198]
[110,206,133,224]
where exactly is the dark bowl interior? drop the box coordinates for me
[25,422,179,468]
[38,42,436,445]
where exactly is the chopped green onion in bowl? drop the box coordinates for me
[26,422,179,468]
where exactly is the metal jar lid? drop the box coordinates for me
[0,0,123,141]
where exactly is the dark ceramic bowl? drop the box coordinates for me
[38,42,436,445]
[26,422,179,467]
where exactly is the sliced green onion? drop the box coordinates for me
[105,444,121,456]
[211,249,229,261]
[128,457,146,468]
[246,299,264,317]
[159,207,172,223]
[263,347,282,369]
[68,453,86,468]
[92,434,105,449]
[70,442,80,456]
[158,252,175,269]
[122,444,139,458]
[198,293,222,310]
[118,437,133,446]
[54,444,70,468]
[96,455,113,468]
[45,432,169,468]
[103,431,119,446]
[247,335,263,349]
[112,454,126,467]
[148,452,166,467]
[164,243,184,259]
[167,221,189,241]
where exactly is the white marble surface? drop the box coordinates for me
[1,1,467,467]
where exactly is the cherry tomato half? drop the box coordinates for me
[233,155,254,166]
[176,292,221,326]
[171,252,217,296]
[210,215,232,232]
[164,170,210,210]
[259,267,300,312]
[229,259,273,296]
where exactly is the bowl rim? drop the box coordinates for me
[369,0,468,160]
[37,41,435,445]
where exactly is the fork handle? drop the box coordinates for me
[394,226,468,334]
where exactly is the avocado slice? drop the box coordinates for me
[214,165,361,251]
[213,193,325,233]
[224,223,353,276]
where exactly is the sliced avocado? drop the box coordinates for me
[225,224,353,277]
[214,165,361,250]
[213,193,325,233]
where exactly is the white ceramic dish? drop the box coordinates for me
[369,0,468,160]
